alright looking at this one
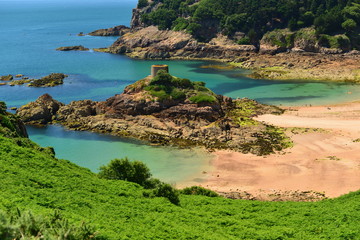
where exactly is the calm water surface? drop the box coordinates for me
[1,0,359,181]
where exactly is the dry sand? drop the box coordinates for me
[200,101,360,198]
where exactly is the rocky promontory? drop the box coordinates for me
[88,25,130,36]
[104,25,360,82]
[17,69,290,155]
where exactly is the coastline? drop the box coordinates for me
[189,100,360,199]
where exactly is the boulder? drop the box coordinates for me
[16,94,64,124]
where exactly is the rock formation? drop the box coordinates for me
[108,26,256,59]
[88,25,130,36]
[17,71,289,155]
[56,45,89,51]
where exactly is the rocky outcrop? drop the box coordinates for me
[109,26,256,60]
[17,73,288,155]
[88,25,130,36]
[56,45,89,51]
[16,94,64,124]
[28,73,67,87]
[0,75,13,81]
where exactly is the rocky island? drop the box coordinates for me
[1,73,68,87]
[17,66,290,155]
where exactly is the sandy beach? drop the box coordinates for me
[200,101,360,199]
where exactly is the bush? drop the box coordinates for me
[150,70,173,86]
[153,183,180,205]
[342,19,357,32]
[181,186,219,197]
[171,77,193,89]
[189,93,217,104]
[0,210,100,240]
[143,178,163,189]
[98,157,151,186]
[170,88,186,100]
[237,37,250,45]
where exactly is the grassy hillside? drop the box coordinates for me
[1,101,360,239]
[137,0,360,49]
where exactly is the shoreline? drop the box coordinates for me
[180,100,360,200]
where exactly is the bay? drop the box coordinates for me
[1,0,359,182]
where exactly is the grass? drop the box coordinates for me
[2,103,360,239]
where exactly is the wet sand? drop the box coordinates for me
[201,101,360,198]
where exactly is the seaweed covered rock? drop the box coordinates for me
[28,73,68,87]
[0,75,13,81]
[56,45,89,51]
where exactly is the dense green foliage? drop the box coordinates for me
[144,70,218,103]
[99,157,151,185]
[138,0,360,48]
[181,186,219,197]
[1,107,360,239]
[0,210,99,240]
[99,157,180,205]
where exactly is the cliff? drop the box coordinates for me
[17,72,290,155]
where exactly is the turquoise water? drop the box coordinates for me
[1,0,359,181]
[26,125,212,184]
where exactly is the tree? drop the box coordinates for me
[137,0,148,8]
[98,158,151,186]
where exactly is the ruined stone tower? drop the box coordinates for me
[151,65,169,77]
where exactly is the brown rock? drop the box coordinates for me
[56,45,89,51]
[88,25,130,36]
[16,94,64,124]
[0,75,13,81]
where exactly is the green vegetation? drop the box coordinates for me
[2,106,360,239]
[0,210,99,240]
[138,0,360,49]
[99,157,151,185]
[181,186,219,197]
[143,70,218,103]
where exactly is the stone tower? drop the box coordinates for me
[151,65,169,77]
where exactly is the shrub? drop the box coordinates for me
[342,19,357,32]
[98,157,151,186]
[189,93,217,104]
[150,70,173,86]
[181,186,219,197]
[0,102,6,114]
[237,37,250,45]
[143,178,163,189]
[171,77,193,89]
[170,88,186,100]
[0,210,100,240]
[153,183,180,205]
[172,17,189,31]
